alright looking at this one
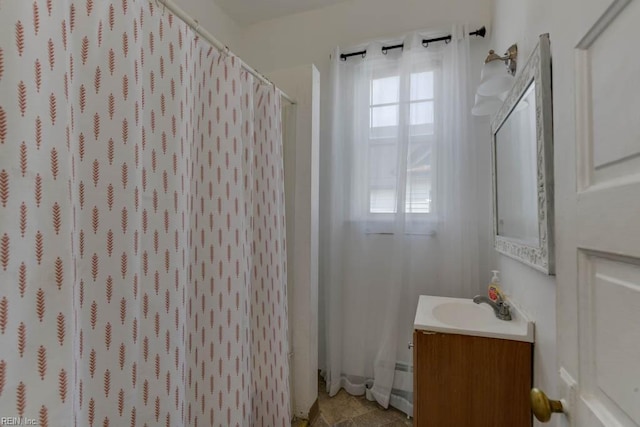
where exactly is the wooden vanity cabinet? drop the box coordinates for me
[413,330,532,427]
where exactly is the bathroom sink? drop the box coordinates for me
[414,295,534,343]
[432,302,495,329]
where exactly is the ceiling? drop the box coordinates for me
[214,0,352,25]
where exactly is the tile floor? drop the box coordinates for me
[292,378,413,427]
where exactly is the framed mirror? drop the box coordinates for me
[491,34,554,274]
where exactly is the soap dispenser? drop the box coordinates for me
[488,270,503,302]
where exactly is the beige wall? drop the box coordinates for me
[172,0,241,50]
[235,0,492,75]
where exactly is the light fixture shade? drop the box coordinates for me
[477,60,514,97]
[497,91,510,101]
[471,94,503,116]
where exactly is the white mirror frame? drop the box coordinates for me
[490,34,555,275]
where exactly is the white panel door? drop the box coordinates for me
[554,0,640,426]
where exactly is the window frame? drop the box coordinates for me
[366,61,440,223]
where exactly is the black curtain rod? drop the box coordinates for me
[340,26,486,61]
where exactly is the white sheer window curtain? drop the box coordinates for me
[321,26,480,416]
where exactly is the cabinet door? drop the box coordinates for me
[413,330,532,427]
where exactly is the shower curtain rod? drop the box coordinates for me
[339,26,487,61]
[150,0,296,105]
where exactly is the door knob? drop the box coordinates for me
[530,388,564,422]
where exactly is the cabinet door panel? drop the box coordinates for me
[414,331,532,427]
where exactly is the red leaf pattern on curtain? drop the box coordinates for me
[61,20,67,51]
[34,116,41,149]
[49,93,56,125]
[17,323,26,357]
[94,66,101,94]
[0,234,9,271]
[50,148,58,179]
[58,369,67,403]
[0,297,7,334]
[0,170,8,207]
[39,405,48,427]
[15,22,25,57]
[34,174,42,207]
[33,3,40,36]
[56,313,65,346]
[0,360,5,397]
[47,39,54,70]
[34,231,43,264]
[35,290,45,321]
[81,36,89,65]
[16,381,25,416]
[52,202,61,234]
[20,142,27,177]
[106,276,113,302]
[69,4,76,32]
[34,59,41,92]
[54,257,63,289]
[0,107,6,144]
[18,81,27,117]
[37,346,46,380]
[18,263,27,297]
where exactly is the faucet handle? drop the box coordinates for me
[495,294,509,309]
[497,299,512,320]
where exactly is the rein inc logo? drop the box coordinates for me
[0,418,38,425]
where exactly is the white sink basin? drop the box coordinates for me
[414,295,534,343]
[432,302,495,328]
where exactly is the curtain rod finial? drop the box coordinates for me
[473,26,487,38]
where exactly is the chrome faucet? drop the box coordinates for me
[473,294,512,321]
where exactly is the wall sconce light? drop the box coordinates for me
[472,44,518,116]
[486,44,518,75]
[477,44,518,97]
[471,94,503,116]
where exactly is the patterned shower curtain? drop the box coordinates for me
[0,1,289,426]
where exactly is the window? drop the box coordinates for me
[368,68,436,215]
